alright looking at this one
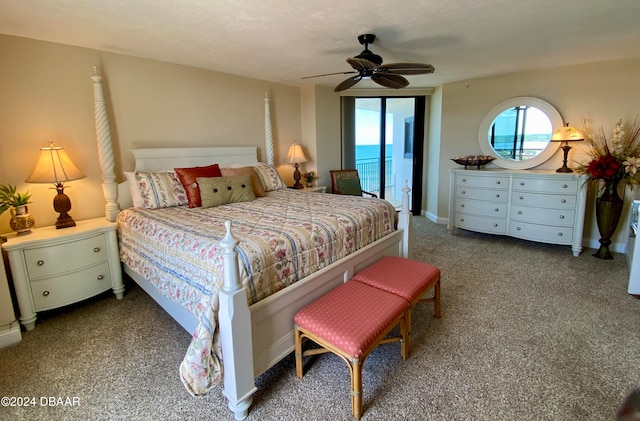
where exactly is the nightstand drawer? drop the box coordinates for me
[24,234,108,279]
[30,262,112,311]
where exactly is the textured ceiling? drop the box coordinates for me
[1,0,639,90]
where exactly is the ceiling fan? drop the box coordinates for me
[302,34,435,92]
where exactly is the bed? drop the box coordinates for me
[90,72,413,420]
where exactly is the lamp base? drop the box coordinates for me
[53,183,76,229]
[292,163,304,189]
[555,144,574,173]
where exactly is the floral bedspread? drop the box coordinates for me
[116,189,396,395]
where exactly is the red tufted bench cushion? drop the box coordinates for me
[294,280,410,419]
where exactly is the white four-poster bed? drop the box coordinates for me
[90,71,413,420]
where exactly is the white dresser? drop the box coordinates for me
[626,200,640,295]
[1,218,124,330]
[448,169,588,256]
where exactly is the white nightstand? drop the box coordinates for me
[1,217,124,330]
[299,186,327,193]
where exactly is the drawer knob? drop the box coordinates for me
[496,181,501,185]
[97,275,104,280]
[562,184,568,188]
[518,211,523,215]
[516,227,522,231]
[496,194,501,198]
[493,223,498,227]
[461,190,466,195]
[93,247,101,253]
[519,196,524,200]
[520,182,525,186]
[494,208,499,212]
[37,260,44,266]
[561,199,567,203]
[460,204,465,208]
[560,215,565,219]
[460,218,465,222]
[42,290,50,297]
[558,232,563,237]
[462,178,467,182]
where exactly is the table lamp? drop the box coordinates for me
[26,141,86,228]
[551,123,584,173]
[287,141,308,189]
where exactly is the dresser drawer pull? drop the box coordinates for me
[496,181,501,185]
[43,290,50,297]
[97,275,104,280]
[558,232,563,236]
[460,204,465,208]
[559,215,565,219]
[562,184,568,188]
[496,194,501,198]
[462,178,467,183]
[37,260,45,266]
[520,182,525,186]
[561,199,567,203]
[516,227,522,231]
[461,190,466,194]
[494,208,499,212]
[93,247,101,253]
[519,196,524,200]
[460,218,465,222]
[518,211,523,215]
[493,223,498,227]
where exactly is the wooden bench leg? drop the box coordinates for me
[351,359,363,420]
[419,276,442,318]
[295,327,304,379]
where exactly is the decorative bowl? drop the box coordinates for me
[451,155,496,169]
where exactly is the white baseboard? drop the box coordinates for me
[0,322,21,348]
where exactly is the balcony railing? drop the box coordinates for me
[356,158,392,194]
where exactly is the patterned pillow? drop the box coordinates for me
[197,175,256,208]
[134,171,188,209]
[124,171,145,208]
[220,166,266,197]
[174,164,222,208]
[252,162,286,191]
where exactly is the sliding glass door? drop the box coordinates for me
[343,96,424,213]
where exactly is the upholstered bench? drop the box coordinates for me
[352,256,441,355]
[294,280,410,420]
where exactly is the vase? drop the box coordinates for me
[593,182,624,259]
[9,205,35,235]
[306,180,313,188]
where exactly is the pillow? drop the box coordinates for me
[134,170,188,209]
[338,178,363,196]
[124,171,144,208]
[252,162,286,192]
[197,175,256,208]
[174,164,222,208]
[220,166,266,197]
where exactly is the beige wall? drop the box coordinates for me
[435,57,640,251]
[0,34,302,231]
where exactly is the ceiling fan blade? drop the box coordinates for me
[346,57,378,71]
[376,62,435,75]
[371,73,409,89]
[334,75,362,92]
[301,70,358,80]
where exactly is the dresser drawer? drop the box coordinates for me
[455,214,507,234]
[24,234,108,279]
[512,177,578,193]
[511,205,575,227]
[456,175,509,189]
[456,198,508,218]
[30,262,112,311]
[511,192,577,209]
[509,221,573,245]
[457,187,508,202]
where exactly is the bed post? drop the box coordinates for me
[397,179,413,259]
[91,67,120,222]
[219,221,257,420]
[264,92,275,165]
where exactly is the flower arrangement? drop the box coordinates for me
[303,171,316,183]
[577,117,640,194]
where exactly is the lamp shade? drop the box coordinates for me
[286,142,308,165]
[551,123,584,142]
[26,142,86,184]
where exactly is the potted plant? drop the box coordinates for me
[0,184,34,234]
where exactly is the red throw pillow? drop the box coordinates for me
[174,164,222,207]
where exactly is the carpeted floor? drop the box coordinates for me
[1,217,638,421]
